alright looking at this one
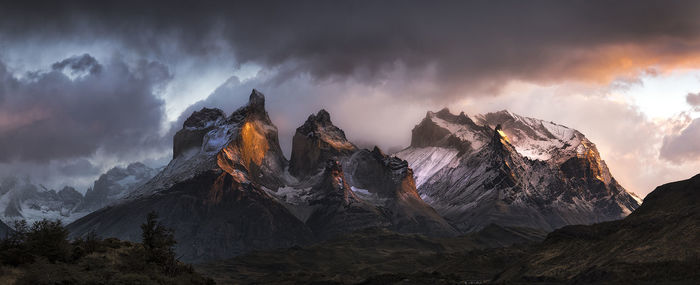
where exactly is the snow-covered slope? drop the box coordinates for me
[78,162,158,212]
[0,177,86,225]
[396,109,641,232]
[0,163,158,226]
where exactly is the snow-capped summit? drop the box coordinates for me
[397,109,641,232]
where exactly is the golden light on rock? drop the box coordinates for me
[239,121,269,169]
[216,121,270,178]
[497,129,510,143]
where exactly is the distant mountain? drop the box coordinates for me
[0,177,85,224]
[77,162,158,212]
[496,173,700,283]
[0,163,157,225]
[396,109,640,232]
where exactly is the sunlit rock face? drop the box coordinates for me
[397,109,641,232]
[69,89,312,263]
[289,109,357,179]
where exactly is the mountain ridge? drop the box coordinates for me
[397,108,640,232]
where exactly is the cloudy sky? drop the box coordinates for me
[0,0,699,197]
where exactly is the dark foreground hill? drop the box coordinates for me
[495,173,700,284]
[195,174,699,284]
[196,225,547,284]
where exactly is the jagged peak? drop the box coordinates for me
[183,107,226,129]
[314,109,332,124]
[492,123,512,149]
[289,109,356,178]
[248,89,265,111]
[427,107,475,126]
[296,109,353,147]
[371,146,385,157]
[228,89,274,125]
[302,109,333,128]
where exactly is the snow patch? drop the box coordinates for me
[396,147,460,187]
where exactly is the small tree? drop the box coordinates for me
[25,219,70,263]
[0,220,32,265]
[140,211,176,266]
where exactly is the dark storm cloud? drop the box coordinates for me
[52,54,102,75]
[2,1,700,99]
[0,54,169,162]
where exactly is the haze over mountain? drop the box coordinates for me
[0,163,158,226]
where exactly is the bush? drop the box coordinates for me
[25,219,71,263]
[0,216,215,284]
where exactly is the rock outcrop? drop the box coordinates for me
[289,109,357,179]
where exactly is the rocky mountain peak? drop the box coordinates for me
[345,147,414,198]
[314,159,357,204]
[410,108,486,152]
[432,108,475,126]
[371,146,385,158]
[248,89,265,111]
[174,108,226,158]
[289,109,357,179]
[492,124,512,150]
[183,108,226,129]
[313,109,332,124]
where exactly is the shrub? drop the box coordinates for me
[25,219,71,263]
[140,211,176,266]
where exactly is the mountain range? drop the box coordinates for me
[0,162,158,226]
[63,89,641,263]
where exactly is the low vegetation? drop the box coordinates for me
[0,212,213,285]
